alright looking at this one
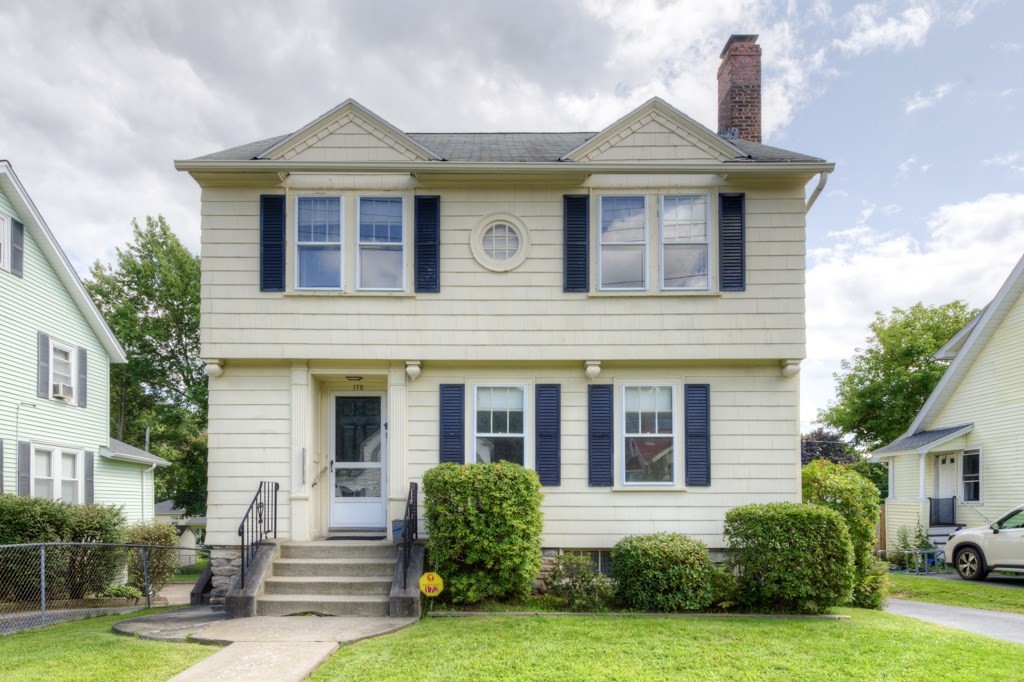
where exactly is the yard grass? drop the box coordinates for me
[889,572,1024,614]
[170,554,209,583]
[311,609,1023,681]
[0,609,218,681]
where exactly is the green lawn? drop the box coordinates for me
[0,609,218,681]
[312,610,1023,681]
[889,572,1024,614]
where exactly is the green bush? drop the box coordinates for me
[0,494,126,544]
[423,462,543,605]
[611,533,715,612]
[125,521,181,597]
[549,554,615,612]
[710,566,739,611]
[98,583,143,600]
[802,460,887,608]
[724,502,855,614]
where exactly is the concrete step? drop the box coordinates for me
[272,558,396,578]
[263,576,391,596]
[280,541,397,561]
[256,594,390,618]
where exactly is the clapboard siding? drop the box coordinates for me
[93,456,156,523]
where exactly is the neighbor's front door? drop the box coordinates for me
[330,394,386,529]
[935,453,957,499]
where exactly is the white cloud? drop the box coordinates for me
[905,83,955,113]
[803,193,1024,429]
[983,152,1024,172]
[834,4,934,55]
[897,156,932,177]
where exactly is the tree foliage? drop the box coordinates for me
[817,301,977,451]
[85,216,207,515]
[801,428,856,466]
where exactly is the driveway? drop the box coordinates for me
[885,599,1024,644]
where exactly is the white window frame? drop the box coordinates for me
[660,194,710,291]
[0,213,9,271]
[620,383,678,487]
[356,196,406,291]
[30,444,83,503]
[961,449,982,503]
[598,195,648,291]
[49,338,77,401]
[294,195,344,290]
[472,384,531,468]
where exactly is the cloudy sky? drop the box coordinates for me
[2,0,1022,430]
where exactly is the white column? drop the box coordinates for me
[388,365,408,503]
[290,361,310,541]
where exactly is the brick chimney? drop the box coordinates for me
[717,34,761,143]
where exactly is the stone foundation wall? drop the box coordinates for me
[209,547,241,605]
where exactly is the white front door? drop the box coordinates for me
[935,453,957,498]
[329,393,387,530]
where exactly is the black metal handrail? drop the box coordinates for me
[401,482,418,589]
[929,495,957,526]
[238,481,279,589]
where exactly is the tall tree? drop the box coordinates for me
[817,301,977,451]
[86,216,207,515]
[800,428,856,466]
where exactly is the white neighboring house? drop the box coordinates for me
[175,35,834,594]
[0,160,168,522]
[874,253,1024,546]
[155,499,207,563]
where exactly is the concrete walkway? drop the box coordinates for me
[114,606,417,681]
[885,599,1024,644]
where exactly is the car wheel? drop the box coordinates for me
[955,547,986,581]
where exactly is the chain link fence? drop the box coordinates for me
[0,543,210,636]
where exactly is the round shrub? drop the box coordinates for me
[724,502,855,614]
[611,533,715,612]
[549,553,615,612]
[423,462,543,605]
[125,520,181,596]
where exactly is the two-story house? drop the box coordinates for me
[0,161,168,522]
[178,35,834,607]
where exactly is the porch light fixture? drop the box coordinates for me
[204,360,223,378]
[584,360,602,381]
[406,361,422,382]
[346,376,364,382]
[780,360,800,377]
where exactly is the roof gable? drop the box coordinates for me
[259,99,442,163]
[562,97,742,163]
[0,161,126,363]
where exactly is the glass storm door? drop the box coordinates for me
[330,395,386,529]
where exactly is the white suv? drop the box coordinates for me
[946,504,1024,581]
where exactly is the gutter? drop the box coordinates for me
[804,171,830,213]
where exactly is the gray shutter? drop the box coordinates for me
[535,384,561,486]
[37,332,50,399]
[684,384,711,486]
[18,441,30,496]
[77,347,88,408]
[84,451,95,504]
[11,219,24,277]
[439,384,465,464]
[588,384,614,486]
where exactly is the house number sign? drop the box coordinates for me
[419,572,444,597]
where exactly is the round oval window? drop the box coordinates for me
[482,223,521,261]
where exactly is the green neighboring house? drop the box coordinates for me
[0,160,168,522]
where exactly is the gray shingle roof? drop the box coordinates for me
[103,438,171,466]
[873,424,973,454]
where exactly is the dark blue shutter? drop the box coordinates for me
[260,195,286,292]
[77,347,87,408]
[588,384,613,486]
[439,384,465,463]
[719,193,745,292]
[563,195,589,292]
[11,219,24,277]
[84,451,94,504]
[535,384,561,486]
[18,442,30,496]
[37,332,49,399]
[415,196,440,293]
[684,384,711,487]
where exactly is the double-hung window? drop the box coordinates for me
[474,386,526,466]
[357,197,404,290]
[33,446,81,503]
[622,385,675,484]
[51,339,75,400]
[599,196,646,290]
[661,195,709,290]
[296,196,342,289]
[962,450,980,502]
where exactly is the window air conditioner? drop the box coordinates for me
[52,383,75,400]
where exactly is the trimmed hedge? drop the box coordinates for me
[0,494,126,544]
[423,462,543,605]
[611,533,715,612]
[724,502,855,614]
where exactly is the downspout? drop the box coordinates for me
[804,171,830,213]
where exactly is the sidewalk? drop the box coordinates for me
[884,599,1024,644]
[114,606,417,681]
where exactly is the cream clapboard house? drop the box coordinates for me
[874,253,1024,546]
[0,161,168,522]
[178,36,834,600]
